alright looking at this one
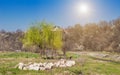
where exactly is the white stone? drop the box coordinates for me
[39,67,45,70]
[23,66,28,70]
[66,60,75,67]
[59,64,66,67]
[38,63,43,67]
[18,63,24,70]
[28,64,34,70]
[54,62,60,67]
[43,62,47,67]
[33,63,38,66]
[44,63,54,70]
[17,60,76,71]
[28,64,40,71]
[32,66,40,71]
[60,59,65,64]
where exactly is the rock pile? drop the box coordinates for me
[17,59,75,71]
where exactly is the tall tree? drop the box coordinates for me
[22,21,63,57]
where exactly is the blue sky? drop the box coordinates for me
[0,0,120,31]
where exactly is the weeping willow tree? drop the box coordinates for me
[22,21,63,57]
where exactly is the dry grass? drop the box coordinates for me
[0,51,120,75]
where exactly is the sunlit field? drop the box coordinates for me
[0,0,120,75]
[0,51,120,75]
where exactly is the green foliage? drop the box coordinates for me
[22,21,63,52]
[52,30,63,49]
[22,26,41,47]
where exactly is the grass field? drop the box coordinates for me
[0,51,120,75]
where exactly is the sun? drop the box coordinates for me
[76,3,90,15]
[79,4,89,13]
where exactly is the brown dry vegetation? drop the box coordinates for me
[0,18,120,53]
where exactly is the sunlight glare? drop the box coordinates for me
[76,3,90,15]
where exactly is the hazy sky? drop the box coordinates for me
[0,0,120,31]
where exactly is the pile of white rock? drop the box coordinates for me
[17,59,75,71]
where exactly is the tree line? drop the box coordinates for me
[63,17,120,53]
[0,17,120,53]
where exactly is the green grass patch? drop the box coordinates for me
[66,52,80,59]
[0,52,40,58]
[0,51,120,75]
